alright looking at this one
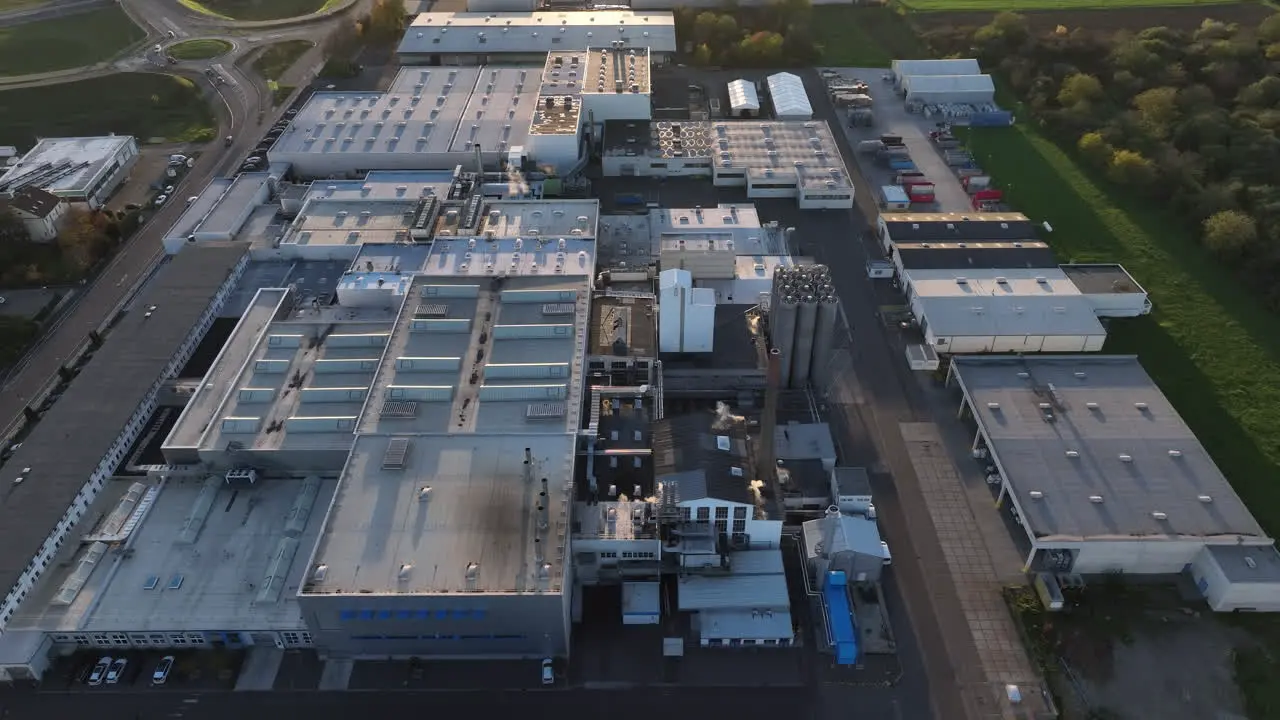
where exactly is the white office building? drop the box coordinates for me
[0,136,138,209]
[398,11,677,65]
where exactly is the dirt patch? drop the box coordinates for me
[911,4,1273,34]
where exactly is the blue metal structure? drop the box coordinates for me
[824,570,858,665]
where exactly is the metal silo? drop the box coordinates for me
[772,292,800,386]
[790,293,818,388]
[811,293,841,388]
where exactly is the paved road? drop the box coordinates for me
[788,69,999,720]
[1,687,825,720]
[0,0,354,441]
[0,0,106,27]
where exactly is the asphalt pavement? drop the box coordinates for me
[0,687,823,720]
[0,0,107,27]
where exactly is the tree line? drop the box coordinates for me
[674,0,821,68]
[929,13,1280,311]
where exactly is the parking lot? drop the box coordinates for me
[47,648,244,692]
[823,67,975,214]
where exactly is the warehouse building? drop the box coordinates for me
[949,355,1277,589]
[397,11,677,65]
[901,74,995,107]
[890,58,980,86]
[765,72,812,120]
[727,79,760,118]
[602,120,854,210]
[0,136,138,209]
[907,268,1107,354]
[876,212,1037,253]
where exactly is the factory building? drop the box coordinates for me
[0,243,250,682]
[267,67,543,178]
[602,121,854,210]
[876,212,1038,253]
[948,356,1279,599]
[397,11,677,65]
[0,154,602,675]
[0,136,138,209]
[765,72,812,121]
[900,74,995,107]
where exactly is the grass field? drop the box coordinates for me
[962,124,1280,535]
[0,6,144,76]
[812,6,928,67]
[252,40,313,81]
[167,39,232,61]
[899,0,1241,10]
[0,0,49,12]
[180,0,334,21]
[0,73,215,147]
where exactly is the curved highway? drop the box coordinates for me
[0,0,360,442]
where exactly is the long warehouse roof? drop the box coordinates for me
[0,243,247,600]
[398,11,677,56]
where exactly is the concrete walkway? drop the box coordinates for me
[900,422,1049,718]
[233,647,285,690]
[319,658,354,690]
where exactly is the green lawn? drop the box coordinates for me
[812,6,929,68]
[182,0,328,21]
[252,40,313,81]
[0,6,144,76]
[0,73,215,148]
[900,0,1239,9]
[167,39,232,61]
[963,124,1280,534]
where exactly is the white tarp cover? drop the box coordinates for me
[891,58,981,81]
[766,72,812,119]
[727,79,760,113]
[902,74,995,103]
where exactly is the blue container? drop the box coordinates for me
[969,111,1014,128]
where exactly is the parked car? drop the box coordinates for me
[881,541,892,566]
[88,657,112,685]
[186,196,199,205]
[155,194,168,206]
[540,658,554,685]
[164,185,174,194]
[105,658,127,685]
[152,656,175,685]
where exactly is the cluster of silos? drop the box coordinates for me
[770,265,840,389]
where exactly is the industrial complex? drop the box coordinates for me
[0,9,1277,720]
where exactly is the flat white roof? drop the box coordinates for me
[306,432,573,596]
[285,198,421,247]
[728,79,759,113]
[766,73,811,118]
[891,58,981,79]
[423,235,597,277]
[270,67,538,159]
[0,135,133,195]
[399,11,677,55]
[902,74,995,97]
[952,355,1268,541]
[914,294,1105,338]
[904,267,1080,299]
[302,171,456,203]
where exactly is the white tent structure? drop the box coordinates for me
[727,79,761,117]
[902,74,995,106]
[766,72,812,120]
[891,58,981,85]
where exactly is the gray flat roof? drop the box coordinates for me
[915,294,1106,338]
[195,173,269,236]
[270,67,537,160]
[302,171,456,203]
[166,178,234,241]
[12,475,333,633]
[165,288,292,450]
[398,11,677,56]
[0,243,247,600]
[953,355,1267,541]
[0,136,133,195]
[356,273,590,437]
[1207,545,1280,584]
[1059,263,1147,296]
[305,433,572,596]
[677,573,788,611]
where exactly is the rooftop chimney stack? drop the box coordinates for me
[820,505,841,559]
[538,494,549,531]
[534,536,544,566]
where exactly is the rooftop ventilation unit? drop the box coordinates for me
[1151,511,1168,521]
[1065,450,1079,458]
[1089,495,1104,503]
[1029,491,1043,499]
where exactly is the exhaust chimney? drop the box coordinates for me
[524,447,532,465]
[538,495,549,530]
[820,505,841,559]
[534,536,544,565]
